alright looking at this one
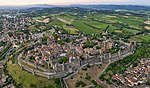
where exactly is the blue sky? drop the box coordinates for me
[0,0,150,6]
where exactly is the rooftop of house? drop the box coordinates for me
[112,58,150,87]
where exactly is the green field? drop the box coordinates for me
[7,61,61,88]
[73,20,103,34]
[123,28,139,34]
[85,21,108,29]
[31,10,147,39]
[28,25,37,30]
[63,25,78,34]
[93,14,145,31]
[48,19,66,26]
[57,14,75,24]
[134,35,150,41]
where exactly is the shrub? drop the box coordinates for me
[75,80,86,87]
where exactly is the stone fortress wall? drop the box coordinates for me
[17,42,135,79]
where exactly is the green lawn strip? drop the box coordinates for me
[7,61,61,88]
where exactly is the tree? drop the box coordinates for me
[30,84,36,88]
[30,56,35,60]
[52,33,58,41]
[42,35,48,45]
[8,32,13,37]
[85,73,91,80]
[75,80,86,87]
[146,79,150,86]
[57,56,67,64]
[64,38,71,43]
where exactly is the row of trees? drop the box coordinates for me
[0,44,12,61]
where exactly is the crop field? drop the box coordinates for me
[48,18,66,26]
[134,35,150,41]
[85,21,107,28]
[28,25,37,30]
[123,28,139,34]
[73,20,102,34]
[63,25,78,34]
[30,10,148,40]
[93,14,145,29]
[58,14,75,24]
[33,16,44,21]
[57,18,72,24]
[145,26,150,30]
[144,19,150,30]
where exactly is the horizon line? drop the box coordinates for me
[0,3,150,7]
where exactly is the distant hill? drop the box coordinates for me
[0,4,150,11]
[69,4,150,10]
[25,4,57,8]
[0,4,56,9]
